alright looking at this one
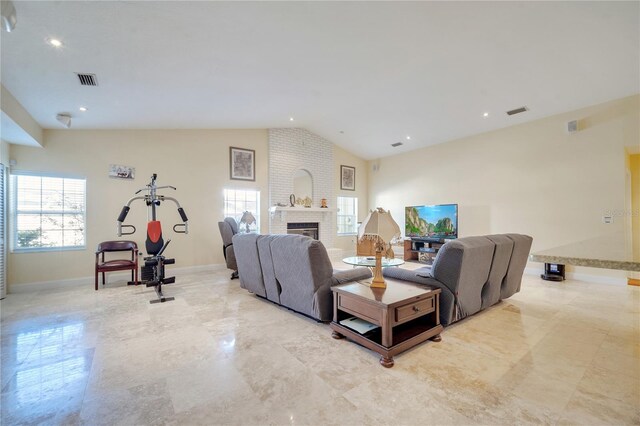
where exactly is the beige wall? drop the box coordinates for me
[631,154,640,261]
[9,129,269,288]
[334,145,369,252]
[0,139,9,165]
[368,95,639,276]
[1,85,44,146]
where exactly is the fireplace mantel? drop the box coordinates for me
[269,206,336,220]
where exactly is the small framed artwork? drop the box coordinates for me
[230,147,255,181]
[340,165,356,191]
[109,164,135,179]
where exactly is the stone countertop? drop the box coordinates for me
[529,235,640,272]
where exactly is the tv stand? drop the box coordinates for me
[403,237,451,265]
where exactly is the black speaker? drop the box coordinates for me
[541,263,565,281]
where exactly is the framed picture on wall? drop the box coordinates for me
[230,147,255,181]
[108,164,135,179]
[340,165,356,191]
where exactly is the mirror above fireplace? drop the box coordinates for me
[293,169,313,200]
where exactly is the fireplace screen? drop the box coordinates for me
[287,222,319,240]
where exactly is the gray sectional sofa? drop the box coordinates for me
[232,233,372,321]
[384,234,532,326]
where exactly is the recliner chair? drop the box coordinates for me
[218,217,239,279]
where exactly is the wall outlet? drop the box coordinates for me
[602,216,613,224]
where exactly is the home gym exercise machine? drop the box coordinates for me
[117,174,189,303]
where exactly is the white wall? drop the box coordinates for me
[368,95,640,277]
[631,154,640,261]
[8,129,269,288]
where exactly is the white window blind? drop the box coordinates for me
[0,164,5,298]
[11,172,86,252]
[337,196,358,235]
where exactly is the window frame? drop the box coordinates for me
[223,188,261,233]
[337,196,358,236]
[11,170,87,253]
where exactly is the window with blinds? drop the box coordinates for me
[11,173,86,252]
[0,164,5,298]
[337,196,358,235]
[223,189,260,233]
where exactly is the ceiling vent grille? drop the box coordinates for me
[76,73,98,86]
[391,142,403,147]
[506,106,528,116]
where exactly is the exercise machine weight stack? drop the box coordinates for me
[116,174,189,303]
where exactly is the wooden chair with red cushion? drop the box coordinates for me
[95,240,138,290]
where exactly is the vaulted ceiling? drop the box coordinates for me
[1,1,638,159]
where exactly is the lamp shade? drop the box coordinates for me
[240,211,256,233]
[1,1,17,33]
[358,208,400,244]
[240,211,256,225]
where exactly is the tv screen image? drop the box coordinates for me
[405,204,458,238]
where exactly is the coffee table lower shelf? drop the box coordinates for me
[330,320,443,367]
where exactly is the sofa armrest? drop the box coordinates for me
[332,267,372,285]
[414,265,433,278]
[383,267,441,288]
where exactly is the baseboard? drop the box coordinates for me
[8,263,227,294]
[524,267,627,286]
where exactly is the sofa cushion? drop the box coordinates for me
[256,234,288,303]
[483,234,514,308]
[269,235,335,320]
[232,233,266,297]
[502,234,533,299]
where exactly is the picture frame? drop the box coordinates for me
[340,165,356,191]
[108,164,135,179]
[229,147,255,181]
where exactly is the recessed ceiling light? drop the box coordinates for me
[79,106,88,112]
[47,38,63,47]
[406,136,411,140]
[483,112,489,117]
[289,117,294,121]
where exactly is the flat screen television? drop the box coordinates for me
[405,204,458,239]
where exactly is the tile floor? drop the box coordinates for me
[1,267,639,425]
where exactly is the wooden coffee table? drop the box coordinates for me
[330,277,443,367]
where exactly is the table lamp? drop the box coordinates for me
[358,207,401,288]
[239,211,256,233]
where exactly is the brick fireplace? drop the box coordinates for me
[268,128,335,247]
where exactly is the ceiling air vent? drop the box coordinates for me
[391,142,403,147]
[76,73,98,86]
[506,106,528,116]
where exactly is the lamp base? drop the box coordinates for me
[370,250,386,289]
[370,277,386,288]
